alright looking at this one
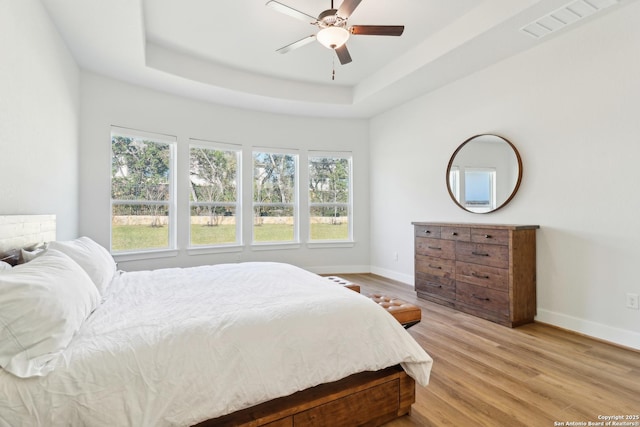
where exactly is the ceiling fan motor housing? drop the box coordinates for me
[317,9,346,28]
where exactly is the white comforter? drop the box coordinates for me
[0,262,432,426]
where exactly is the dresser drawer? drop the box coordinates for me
[415,255,455,279]
[414,225,441,239]
[415,272,455,300]
[440,226,470,242]
[456,261,508,291]
[471,228,509,245]
[456,281,509,317]
[415,237,455,259]
[456,242,509,269]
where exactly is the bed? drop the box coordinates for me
[0,215,433,426]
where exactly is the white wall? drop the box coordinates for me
[0,0,80,239]
[369,2,640,349]
[79,73,370,273]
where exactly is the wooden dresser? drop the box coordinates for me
[412,222,539,327]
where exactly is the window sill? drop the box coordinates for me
[306,241,355,249]
[187,245,243,256]
[112,249,179,263]
[251,242,301,251]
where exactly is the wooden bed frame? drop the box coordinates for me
[197,365,414,427]
[0,215,416,427]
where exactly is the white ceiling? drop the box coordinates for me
[144,0,479,86]
[41,0,633,118]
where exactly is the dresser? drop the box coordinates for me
[412,222,539,327]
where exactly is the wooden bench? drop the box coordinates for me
[368,294,422,329]
[324,276,421,328]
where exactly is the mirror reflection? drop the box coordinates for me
[446,134,522,214]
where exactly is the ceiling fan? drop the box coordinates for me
[266,0,405,65]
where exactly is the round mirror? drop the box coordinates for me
[446,134,522,214]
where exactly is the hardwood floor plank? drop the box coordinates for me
[333,274,640,426]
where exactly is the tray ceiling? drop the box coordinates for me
[41,0,633,117]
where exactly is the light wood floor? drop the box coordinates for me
[338,273,640,427]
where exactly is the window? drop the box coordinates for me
[109,134,356,253]
[189,141,241,246]
[464,168,496,212]
[308,153,352,242]
[253,150,298,243]
[111,127,176,253]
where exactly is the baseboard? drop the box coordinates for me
[536,308,640,351]
[369,266,413,288]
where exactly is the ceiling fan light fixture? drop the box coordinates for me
[316,26,350,49]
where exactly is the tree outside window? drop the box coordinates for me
[189,143,240,246]
[308,153,352,241]
[111,128,175,252]
[253,151,298,243]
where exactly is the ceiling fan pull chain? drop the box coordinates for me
[332,57,336,81]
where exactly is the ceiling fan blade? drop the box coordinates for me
[276,35,316,54]
[266,0,317,23]
[350,25,405,36]
[337,0,363,18]
[335,44,352,65]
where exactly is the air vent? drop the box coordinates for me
[520,0,619,39]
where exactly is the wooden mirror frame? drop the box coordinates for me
[446,134,523,214]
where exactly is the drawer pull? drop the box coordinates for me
[427,246,442,250]
[424,230,431,234]
[451,232,458,236]
[428,264,442,270]
[484,234,492,239]
[471,272,490,279]
[471,251,490,257]
[472,294,491,301]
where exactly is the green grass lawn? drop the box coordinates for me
[190,224,236,245]
[310,223,349,240]
[112,222,349,251]
[253,224,294,242]
[112,225,169,251]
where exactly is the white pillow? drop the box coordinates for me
[0,249,101,378]
[0,261,11,270]
[48,237,116,296]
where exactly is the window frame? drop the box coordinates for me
[188,139,242,249]
[251,148,299,246]
[307,151,353,244]
[108,133,360,257]
[110,126,177,256]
